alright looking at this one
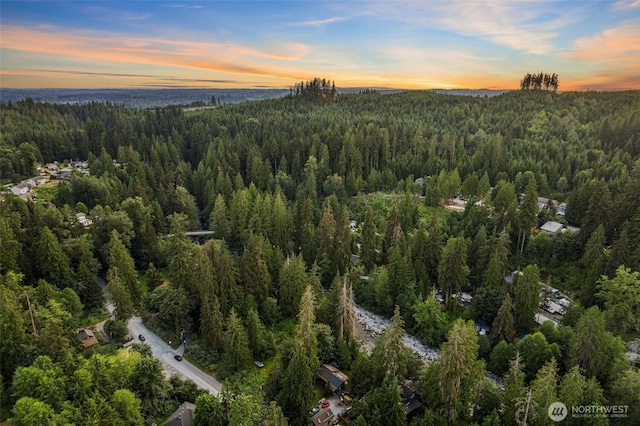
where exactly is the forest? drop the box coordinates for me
[1,86,640,426]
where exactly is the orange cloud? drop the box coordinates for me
[564,21,640,90]
[0,25,309,82]
[569,21,639,64]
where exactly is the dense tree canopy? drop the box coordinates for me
[1,87,639,425]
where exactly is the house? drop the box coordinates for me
[76,212,93,227]
[535,312,559,327]
[540,221,563,235]
[32,176,47,186]
[414,177,425,185]
[537,197,557,212]
[164,401,196,426]
[399,380,422,416]
[310,408,334,426]
[556,202,567,216]
[350,254,360,263]
[317,364,349,393]
[475,320,492,336]
[77,328,98,348]
[505,270,523,285]
[10,183,30,196]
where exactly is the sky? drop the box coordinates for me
[0,1,638,90]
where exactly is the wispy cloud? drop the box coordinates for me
[614,0,640,9]
[0,25,310,81]
[565,20,640,90]
[166,4,204,10]
[568,21,639,66]
[434,1,569,55]
[290,16,347,27]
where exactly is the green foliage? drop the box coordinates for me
[2,89,640,426]
[514,264,541,333]
[597,266,640,335]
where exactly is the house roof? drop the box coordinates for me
[399,380,422,415]
[317,364,348,392]
[540,221,563,234]
[77,328,98,348]
[310,408,334,426]
[164,402,196,426]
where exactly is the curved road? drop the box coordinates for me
[128,317,222,395]
[98,275,221,395]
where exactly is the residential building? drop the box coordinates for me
[77,328,98,348]
[316,364,349,394]
[164,402,196,426]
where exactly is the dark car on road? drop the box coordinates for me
[174,355,182,361]
[138,335,145,341]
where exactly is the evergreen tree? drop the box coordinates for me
[246,307,268,357]
[210,194,230,241]
[517,177,538,255]
[491,294,515,343]
[107,267,134,320]
[241,234,272,304]
[581,180,612,243]
[36,226,72,288]
[194,393,227,426]
[438,236,469,307]
[277,286,319,426]
[580,225,607,306]
[222,308,252,372]
[530,358,558,426]
[559,366,605,426]
[75,261,104,311]
[569,306,626,387]
[425,211,443,287]
[514,264,541,333]
[200,295,224,352]
[168,215,197,297]
[468,225,490,288]
[597,266,640,335]
[387,246,416,313]
[263,401,288,426]
[108,230,141,305]
[438,319,484,423]
[278,255,308,318]
[361,206,378,272]
[373,306,408,384]
[336,276,356,343]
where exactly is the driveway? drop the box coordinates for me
[128,317,222,395]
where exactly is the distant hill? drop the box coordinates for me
[1,87,508,108]
[431,89,509,97]
[0,88,290,109]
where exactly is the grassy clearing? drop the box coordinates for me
[33,183,58,201]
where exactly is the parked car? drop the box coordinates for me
[174,355,182,361]
[254,361,264,368]
[138,335,145,341]
[321,400,330,409]
[308,406,321,416]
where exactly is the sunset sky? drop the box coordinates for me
[1,1,638,90]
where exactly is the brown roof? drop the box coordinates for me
[77,328,98,348]
[310,408,334,426]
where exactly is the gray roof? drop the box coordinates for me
[317,364,348,392]
[164,402,196,426]
[540,221,563,234]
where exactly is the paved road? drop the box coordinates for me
[128,317,222,395]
